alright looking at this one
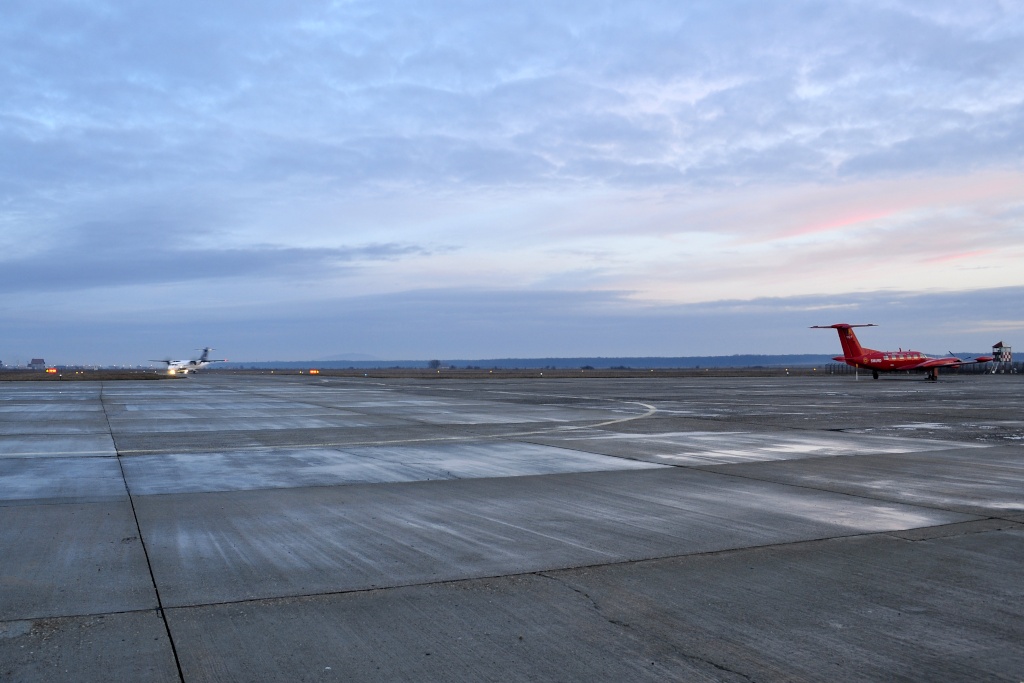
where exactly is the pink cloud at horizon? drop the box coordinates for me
[921,248,996,264]
[775,208,899,240]
[721,170,1024,248]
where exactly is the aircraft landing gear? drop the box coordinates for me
[926,369,938,381]
[872,370,879,380]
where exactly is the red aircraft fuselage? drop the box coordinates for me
[812,324,993,380]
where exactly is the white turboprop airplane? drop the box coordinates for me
[150,347,227,374]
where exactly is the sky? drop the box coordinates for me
[2,0,1023,364]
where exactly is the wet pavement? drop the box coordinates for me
[1,373,1022,681]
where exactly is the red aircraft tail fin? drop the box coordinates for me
[811,324,877,360]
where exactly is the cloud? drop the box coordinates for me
[2,1,1024,363]
[4,0,1023,199]
[0,215,428,293]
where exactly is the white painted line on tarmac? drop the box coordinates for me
[115,402,661,455]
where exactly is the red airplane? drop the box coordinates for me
[812,323,993,381]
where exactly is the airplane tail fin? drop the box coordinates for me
[198,348,213,362]
[811,324,876,360]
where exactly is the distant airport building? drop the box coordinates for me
[28,358,46,370]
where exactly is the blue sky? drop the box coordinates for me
[2,1,1023,364]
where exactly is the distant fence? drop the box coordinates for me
[822,362,1021,376]
[960,361,1021,375]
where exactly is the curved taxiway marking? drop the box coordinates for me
[115,401,660,455]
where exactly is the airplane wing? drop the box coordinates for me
[913,358,963,369]
[911,356,994,369]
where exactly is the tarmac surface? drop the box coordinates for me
[1,373,1022,681]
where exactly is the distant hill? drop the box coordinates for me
[221,354,837,370]
[313,352,380,361]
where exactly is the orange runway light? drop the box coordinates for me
[309,369,320,375]
[45,367,58,374]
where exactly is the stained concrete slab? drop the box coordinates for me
[121,442,664,495]
[338,440,663,478]
[0,386,101,401]
[166,572,719,682]
[0,501,157,620]
[109,426,431,454]
[0,457,127,504]
[164,529,1024,683]
[396,403,616,425]
[700,444,1024,517]
[0,404,105,413]
[0,611,179,683]
[106,413,406,432]
[543,528,1024,682]
[0,433,117,458]
[527,428,983,466]
[122,447,431,494]
[0,415,112,435]
[134,467,973,607]
[888,517,1023,541]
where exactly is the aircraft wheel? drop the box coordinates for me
[872,370,879,380]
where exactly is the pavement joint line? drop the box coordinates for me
[606,419,993,450]
[111,405,660,456]
[0,606,170,626]
[886,518,1024,541]
[511,435,1010,520]
[687,461,999,518]
[202,374,654,414]
[100,382,187,683]
[150,525,991,614]
[0,500,128,510]
[516,436,673,467]
[146,377,657,427]
[2,516,1007,626]
[518,431,984,468]
[0,431,113,438]
[78,464,676,500]
[0,450,116,457]
[199,379,422,415]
